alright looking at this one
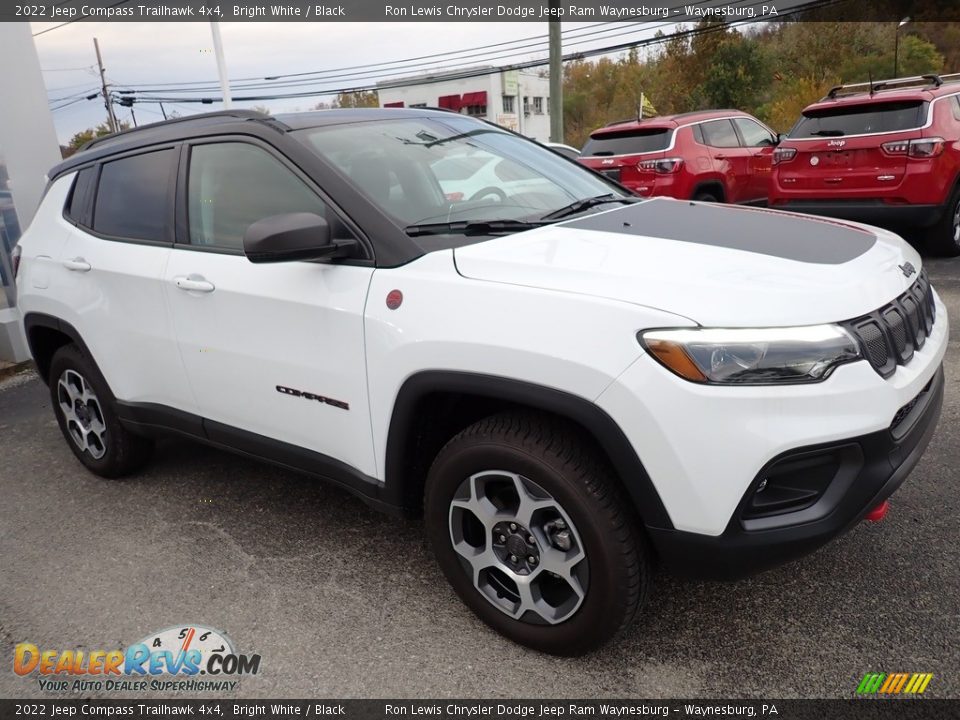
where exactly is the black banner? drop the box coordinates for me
[0,700,958,720]
[4,0,960,23]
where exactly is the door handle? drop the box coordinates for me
[174,275,216,293]
[63,257,91,272]
[714,153,727,159]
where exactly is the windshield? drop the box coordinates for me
[582,128,672,156]
[295,117,625,232]
[790,101,927,138]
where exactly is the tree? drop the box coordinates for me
[334,90,379,108]
[699,35,770,110]
[63,120,131,158]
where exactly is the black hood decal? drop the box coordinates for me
[564,198,876,264]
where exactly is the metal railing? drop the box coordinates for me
[824,72,960,100]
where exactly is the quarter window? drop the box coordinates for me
[93,149,175,242]
[701,120,741,148]
[187,143,342,251]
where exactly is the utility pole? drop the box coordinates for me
[93,37,118,133]
[210,22,232,109]
[548,0,563,143]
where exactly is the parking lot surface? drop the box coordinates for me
[1,259,958,700]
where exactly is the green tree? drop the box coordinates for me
[64,120,131,157]
[699,35,770,110]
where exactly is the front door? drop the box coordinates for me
[162,139,377,478]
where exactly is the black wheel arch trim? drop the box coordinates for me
[384,370,674,530]
[23,313,102,387]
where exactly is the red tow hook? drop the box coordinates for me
[864,500,891,522]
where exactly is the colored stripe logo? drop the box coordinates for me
[857,672,933,694]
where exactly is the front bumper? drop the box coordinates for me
[648,364,944,579]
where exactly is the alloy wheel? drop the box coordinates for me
[57,369,108,460]
[448,470,588,625]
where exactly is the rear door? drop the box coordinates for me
[732,117,777,203]
[701,119,751,202]
[56,147,195,412]
[783,100,926,192]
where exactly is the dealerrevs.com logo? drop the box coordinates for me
[14,624,261,693]
[856,672,934,695]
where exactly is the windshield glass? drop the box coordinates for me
[790,101,927,138]
[295,116,625,229]
[582,128,672,156]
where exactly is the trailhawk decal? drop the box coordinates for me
[566,197,877,264]
[276,385,350,410]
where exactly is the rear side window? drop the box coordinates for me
[701,120,741,148]
[733,118,776,147]
[93,149,175,242]
[790,101,927,138]
[65,167,98,227]
[582,128,672,156]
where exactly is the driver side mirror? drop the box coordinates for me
[243,212,357,264]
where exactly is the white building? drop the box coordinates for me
[377,67,552,142]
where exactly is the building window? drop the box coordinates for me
[464,105,487,117]
[533,97,544,114]
[502,95,515,113]
[410,103,427,108]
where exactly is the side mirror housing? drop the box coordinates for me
[776,133,787,145]
[243,212,357,264]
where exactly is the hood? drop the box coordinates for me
[453,198,922,327]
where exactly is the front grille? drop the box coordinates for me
[843,270,936,378]
[599,168,622,181]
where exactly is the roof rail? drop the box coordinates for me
[82,109,270,151]
[823,72,960,100]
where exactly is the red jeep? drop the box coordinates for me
[770,73,960,256]
[578,110,777,205]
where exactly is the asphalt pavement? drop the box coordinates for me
[1,260,958,700]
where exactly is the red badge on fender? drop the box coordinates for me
[386,289,403,310]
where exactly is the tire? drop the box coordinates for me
[424,411,651,655]
[925,185,960,257]
[48,343,152,478]
[693,190,721,203]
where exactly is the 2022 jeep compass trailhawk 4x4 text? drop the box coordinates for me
[15,109,947,655]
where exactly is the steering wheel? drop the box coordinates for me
[468,186,507,202]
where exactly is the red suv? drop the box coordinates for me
[770,73,960,256]
[578,110,777,205]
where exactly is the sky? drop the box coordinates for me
[30,20,669,144]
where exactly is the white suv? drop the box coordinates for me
[15,109,947,655]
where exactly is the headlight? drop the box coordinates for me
[639,325,862,385]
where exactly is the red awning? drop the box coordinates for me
[438,94,461,110]
[383,101,405,108]
[461,91,488,106]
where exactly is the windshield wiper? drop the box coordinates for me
[404,219,547,237]
[540,193,640,221]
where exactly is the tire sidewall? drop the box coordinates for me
[425,437,637,655]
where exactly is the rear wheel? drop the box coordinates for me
[693,189,721,203]
[49,344,152,478]
[926,185,960,257]
[425,412,650,655]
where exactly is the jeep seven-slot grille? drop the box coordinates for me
[843,271,936,378]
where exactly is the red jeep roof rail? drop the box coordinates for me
[823,72,960,100]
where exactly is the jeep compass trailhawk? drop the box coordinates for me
[15,109,946,654]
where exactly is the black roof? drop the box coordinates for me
[51,107,461,181]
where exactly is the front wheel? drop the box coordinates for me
[425,412,650,655]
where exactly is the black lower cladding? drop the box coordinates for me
[648,365,945,580]
[772,200,945,229]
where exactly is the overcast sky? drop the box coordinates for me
[31,21,668,143]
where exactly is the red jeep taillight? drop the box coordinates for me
[11,244,21,280]
[637,157,682,174]
[881,137,945,158]
[772,147,797,165]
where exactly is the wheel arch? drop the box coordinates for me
[383,370,673,530]
[692,178,726,202]
[22,313,95,385]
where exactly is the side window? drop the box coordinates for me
[692,124,705,144]
[951,96,960,123]
[65,166,98,227]
[701,120,741,148]
[93,149,175,242]
[187,143,348,251]
[733,118,776,147]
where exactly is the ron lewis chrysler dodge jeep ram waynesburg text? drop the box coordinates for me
[14,109,947,655]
